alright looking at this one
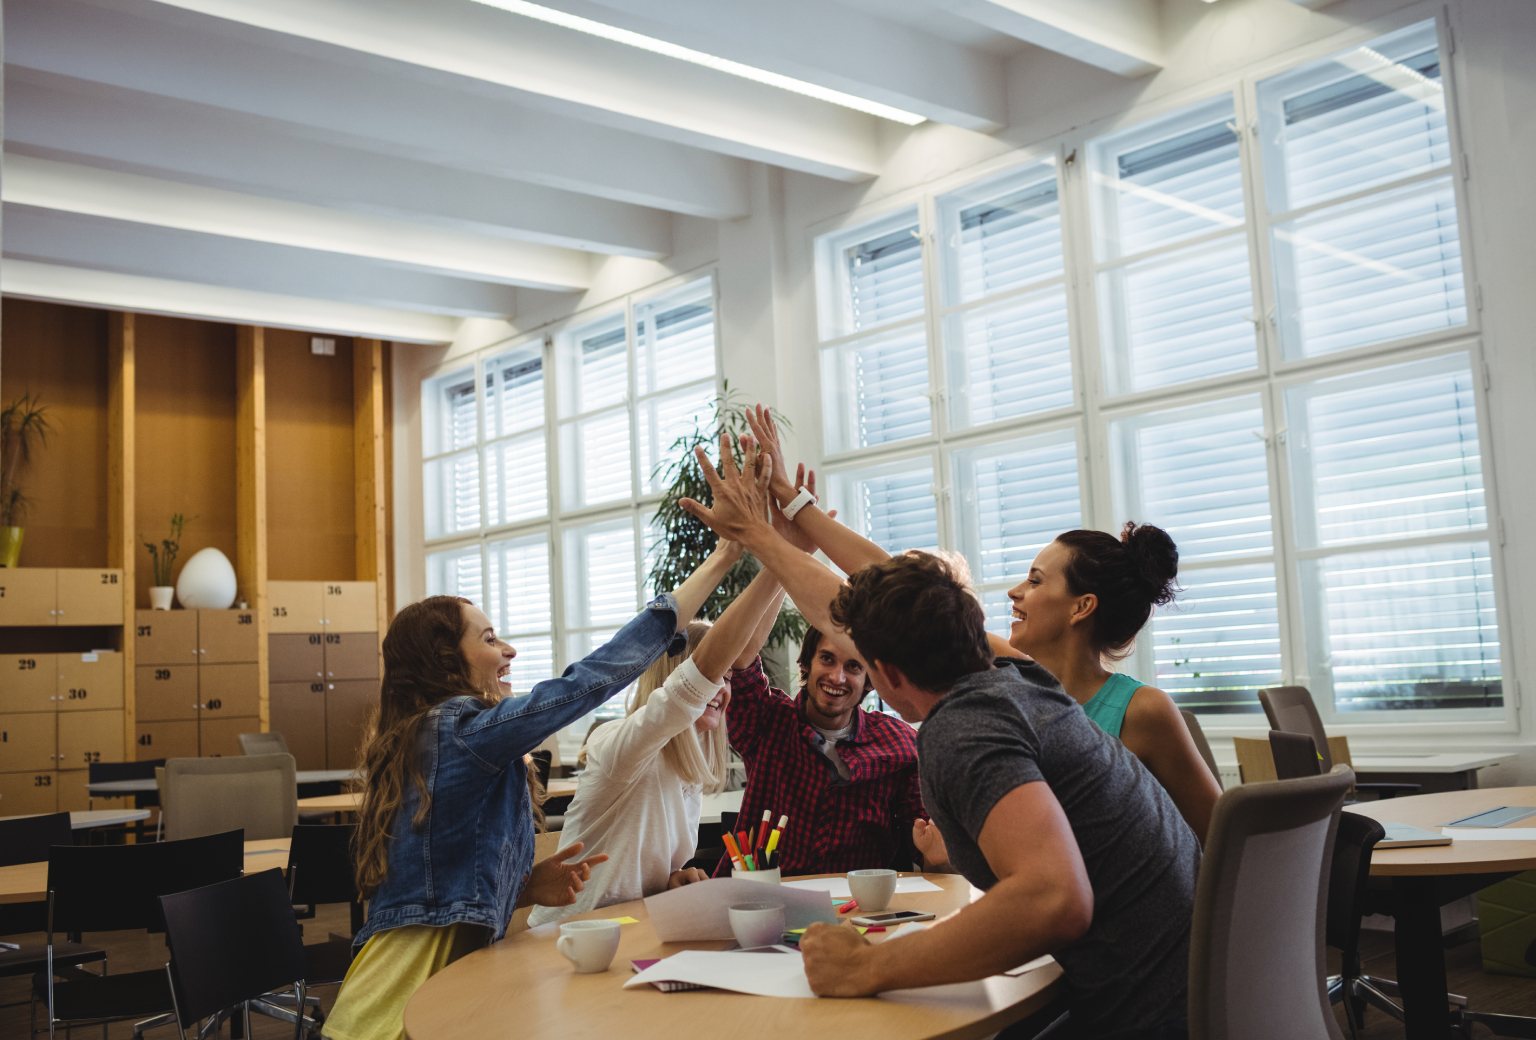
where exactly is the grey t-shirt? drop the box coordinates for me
[917,659,1200,1039]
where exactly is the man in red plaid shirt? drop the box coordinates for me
[713,621,928,877]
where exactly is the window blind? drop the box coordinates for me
[949,175,1063,304]
[560,409,631,509]
[505,637,554,695]
[639,384,716,494]
[1151,563,1283,713]
[637,296,715,396]
[484,535,551,636]
[1273,177,1465,358]
[425,545,484,606]
[1289,356,1484,547]
[485,353,544,440]
[832,462,938,554]
[947,286,1073,428]
[424,450,482,540]
[578,326,628,413]
[847,225,925,332]
[1317,542,1500,712]
[566,523,637,629]
[1120,400,1273,561]
[821,326,932,452]
[954,435,1081,585]
[484,431,547,526]
[1259,20,1447,214]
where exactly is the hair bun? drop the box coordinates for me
[1120,522,1179,607]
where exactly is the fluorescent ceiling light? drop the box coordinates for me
[468,0,926,125]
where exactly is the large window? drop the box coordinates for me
[813,18,1501,725]
[420,276,719,734]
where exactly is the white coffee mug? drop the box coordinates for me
[556,919,622,974]
[728,902,785,949]
[846,868,898,912]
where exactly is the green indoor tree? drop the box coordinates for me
[647,385,806,682]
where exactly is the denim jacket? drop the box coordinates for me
[355,594,685,947]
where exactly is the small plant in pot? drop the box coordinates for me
[0,393,54,568]
[144,514,188,610]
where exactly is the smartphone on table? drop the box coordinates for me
[850,910,936,928]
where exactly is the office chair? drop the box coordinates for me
[160,868,309,1040]
[161,753,298,841]
[1258,687,1419,799]
[1179,710,1223,788]
[239,732,290,757]
[1188,765,1352,1040]
[1269,730,1323,780]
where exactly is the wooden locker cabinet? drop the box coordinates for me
[55,569,125,626]
[2,653,56,713]
[136,720,198,761]
[199,663,261,718]
[198,609,259,663]
[322,582,377,631]
[135,664,200,722]
[0,771,58,814]
[56,771,92,813]
[0,569,57,626]
[0,713,57,772]
[269,682,327,771]
[57,652,125,712]
[269,633,324,683]
[136,610,198,664]
[59,710,125,771]
[324,632,380,680]
[268,582,326,634]
[197,716,252,758]
[326,680,378,772]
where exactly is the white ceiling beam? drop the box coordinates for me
[527,0,1005,132]
[63,0,882,180]
[9,0,752,217]
[941,0,1164,77]
[7,72,673,259]
[5,205,522,318]
[3,260,458,344]
[5,155,592,292]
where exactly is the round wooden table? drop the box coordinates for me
[403,873,1062,1040]
[1347,786,1536,1039]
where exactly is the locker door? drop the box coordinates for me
[198,609,260,663]
[199,663,261,719]
[135,610,198,665]
[270,682,327,771]
[321,582,377,632]
[269,633,324,683]
[59,710,125,771]
[55,569,125,626]
[58,652,125,713]
[325,681,379,771]
[1,654,56,714]
[197,716,255,758]
[323,632,380,680]
[268,582,325,635]
[136,720,198,761]
[0,569,57,626]
[0,713,58,772]
[0,771,59,814]
[135,664,200,721]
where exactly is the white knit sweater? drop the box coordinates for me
[528,656,721,927]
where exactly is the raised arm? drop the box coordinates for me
[734,584,787,671]
[669,538,744,630]
[691,568,787,682]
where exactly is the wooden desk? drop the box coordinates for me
[0,837,291,905]
[404,873,1061,1040]
[298,792,362,813]
[0,809,152,830]
[1347,786,1536,1039]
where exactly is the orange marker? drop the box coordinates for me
[722,832,746,871]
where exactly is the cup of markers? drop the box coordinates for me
[725,810,787,884]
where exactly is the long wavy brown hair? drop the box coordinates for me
[353,595,497,898]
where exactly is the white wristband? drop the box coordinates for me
[781,486,817,522]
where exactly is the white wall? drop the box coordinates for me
[394,0,1536,780]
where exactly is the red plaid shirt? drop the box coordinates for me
[713,656,926,877]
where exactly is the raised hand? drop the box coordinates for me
[773,465,836,555]
[744,404,797,505]
[678,429,774,544]
[519,841,610,908]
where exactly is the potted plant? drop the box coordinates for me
[0,393,53,568]
[649,385,806,685]
[144,514,188,610]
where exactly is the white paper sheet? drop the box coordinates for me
[624,950,817,998]
[1002,954,1056,976]
[642,878,838,941]
[1441,827,1536,840]
[779,877,944,898]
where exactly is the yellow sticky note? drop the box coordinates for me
[607,917,640,924]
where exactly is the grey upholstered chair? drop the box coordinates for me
[161,753,298,842]
[1189,764,1353,1040]
[239,731,290,757]
[1179,709,1223,789]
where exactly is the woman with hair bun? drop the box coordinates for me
[1001,522,1221,842]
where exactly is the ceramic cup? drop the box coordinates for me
[728,903,786,950]
[846,868,898,912]
[731,866,782,884]
[556,919,622,973]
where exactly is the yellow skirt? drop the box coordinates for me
[322,922,491,1040]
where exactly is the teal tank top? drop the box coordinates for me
[1082,673,1144,738]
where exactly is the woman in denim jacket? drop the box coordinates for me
[323,543,742,1040]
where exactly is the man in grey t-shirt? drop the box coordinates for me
[679,435,1199,1039]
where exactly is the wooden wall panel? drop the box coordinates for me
[236,327,271,729]
[354,338,388,638]
[134,314,239,611]
[109,313,137,758]
[382,342,396,622]
[264,330,356,580]
[0,300,111,567]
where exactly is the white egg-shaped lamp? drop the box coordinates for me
[176,547,239,609]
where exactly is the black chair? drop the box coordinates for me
[1325,810,1385,1038]
[34,829,245,1040]
[251,825,362,1034]
[1269,730,1323,780]
[161,868,309,1040]
[0,814,106,1027]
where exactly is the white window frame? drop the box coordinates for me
[808,7,1513,736]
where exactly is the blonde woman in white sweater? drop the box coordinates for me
[529,551,786,925]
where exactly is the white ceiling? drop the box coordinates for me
[2,0,1173,340]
